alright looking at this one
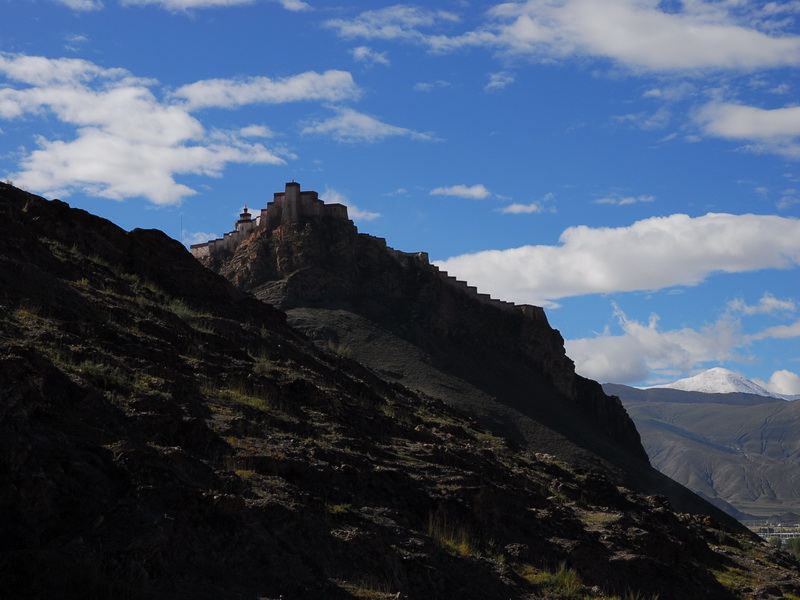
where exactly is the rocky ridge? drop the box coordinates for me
[2,182,800,599]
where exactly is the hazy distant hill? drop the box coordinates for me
[606,382,800,519]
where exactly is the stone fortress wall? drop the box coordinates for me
[191,182,547,324]
[190,182,349,259]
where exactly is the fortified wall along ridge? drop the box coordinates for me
[190,182,548,324]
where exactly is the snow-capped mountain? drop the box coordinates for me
[641,367,788,399]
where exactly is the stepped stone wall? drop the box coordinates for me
[192,181,547,324]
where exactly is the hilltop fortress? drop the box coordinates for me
[191,182,548,323]
[190,181,349,259]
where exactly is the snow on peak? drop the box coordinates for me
[647,368,782,398]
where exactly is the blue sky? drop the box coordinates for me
[2,0,800,393]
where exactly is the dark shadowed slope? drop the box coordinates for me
[3,182,800,599]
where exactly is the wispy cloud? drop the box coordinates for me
[173,70,360,110]
[430,184,491,199]
[52,0,103,10]
[324,6,460,44]
[728,293,797,316]
[595,194,656,206]
[413,80,451,92]
[121,0,311,11]
[484,71,514,91]
[301,107,437,143]
[350,46,390,67]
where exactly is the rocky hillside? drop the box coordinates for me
[2,182,800,599]
[202,199,734,520]
[607,383,800,520]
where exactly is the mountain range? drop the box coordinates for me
[607,371,800,520]
[2,181,800,599]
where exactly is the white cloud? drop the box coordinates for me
[238,124,274,138]
[565,304,743,383]
[697,102,800,140]
[430,184,491,199]
[173,70,359,110]
[0,53,325,204]
[327,1,800,73]
[435,213,800,306]
[595,194,656,206]
[350,46,390,67]
[754,370,800,396]
[695,101,800,159]
[301,107,436,143]
[481,0,800,71]
[121,0,311,10]
[485,71,514,91]
[323,186,380,221]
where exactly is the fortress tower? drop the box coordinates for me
[190,182,350,259]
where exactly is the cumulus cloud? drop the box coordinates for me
[565,304,743,383]
[754,370,800,396]
[301,107,436,143]
[173,70,359,110]
[323,186,380,221]
[695,101,800,159]
[435,213,800,306]
[0,53,367,205]
[430,184,491,199]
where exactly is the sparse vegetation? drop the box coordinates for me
[522,562,584,599]
[427,513,480,557]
